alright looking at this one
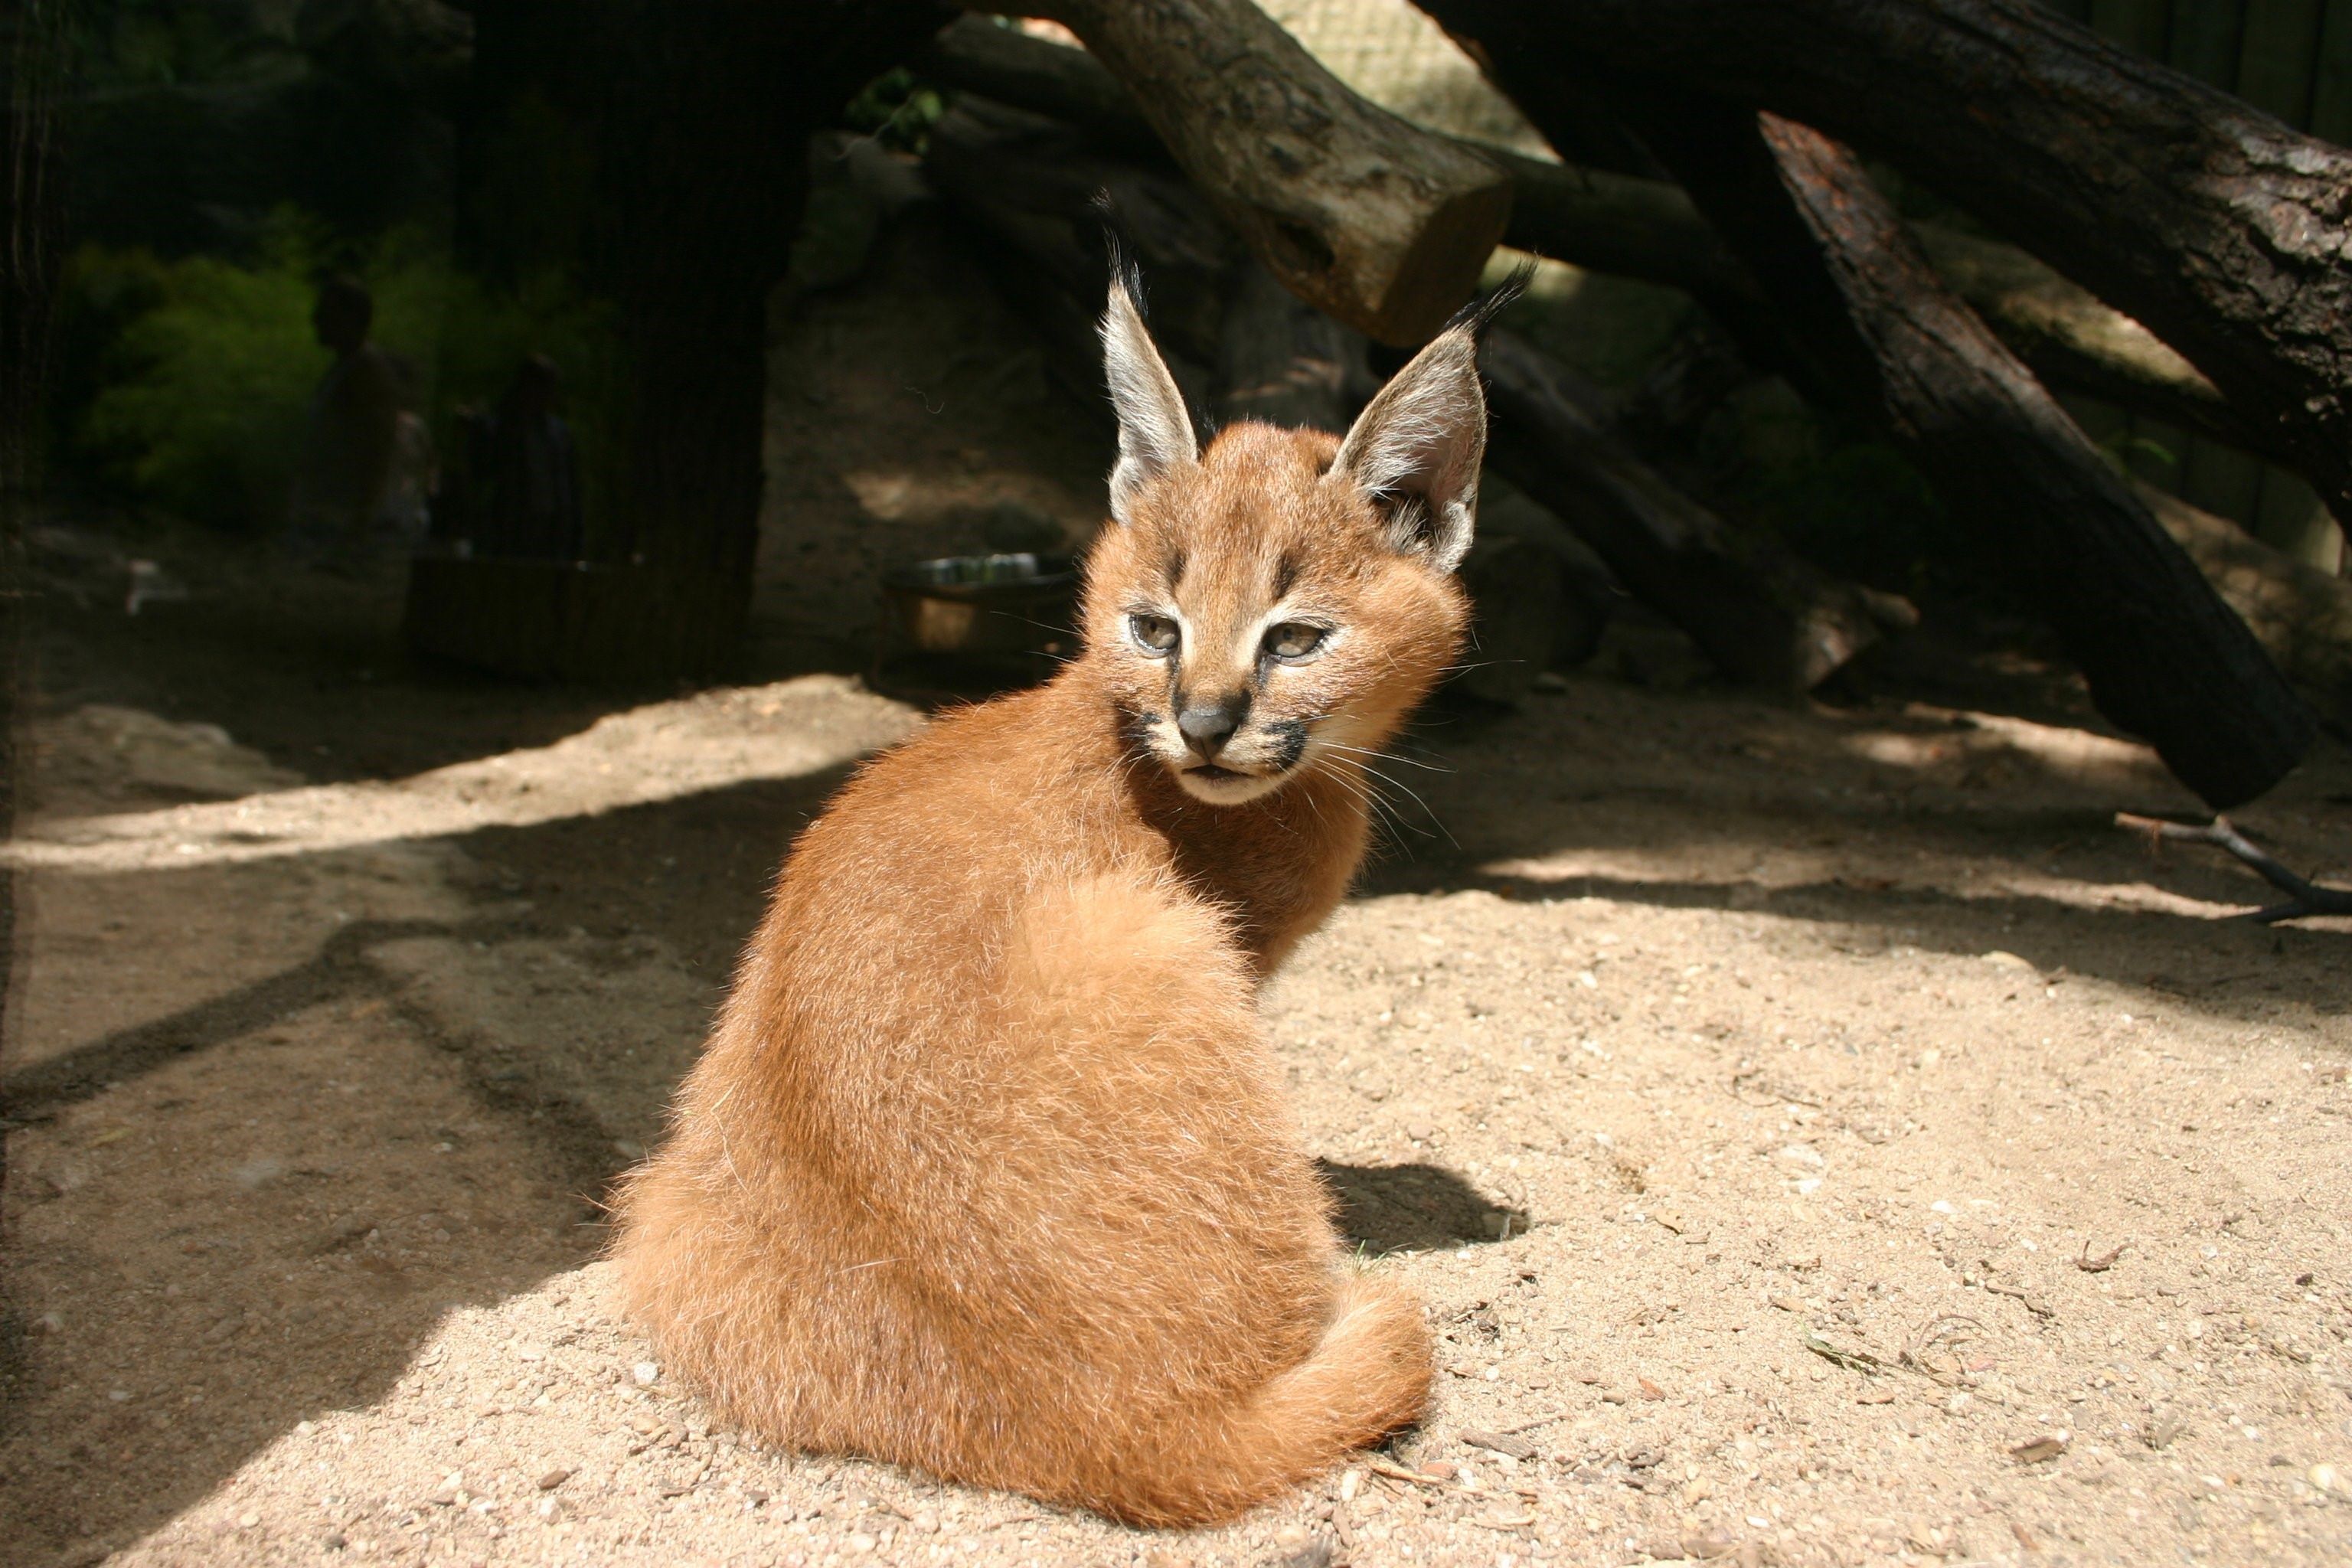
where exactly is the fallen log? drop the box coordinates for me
[1415,0,2352,541]
[923,15,2260,461]
[958,0,1512,345]
[1605,98,2311,806]
[920,13,1168,161]
[1478,329,1892,694]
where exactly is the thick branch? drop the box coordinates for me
[959,1,1511,345]
[1601,99,2310,806]
[2115,815,2352,926]
[924,15,2259,456]
[1415,0,2352,534]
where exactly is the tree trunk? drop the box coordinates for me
[1602,96,2312,806]
[1415,0,2352,540]
[451,0,936,677]
[961,0,1513,346]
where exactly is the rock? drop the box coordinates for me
[2011,1431,2069,1464]
[1277,1537,1335,1568]
[537,1468,573,1491]
[1461,1429,1538,1461]
[632,1361,660,1386]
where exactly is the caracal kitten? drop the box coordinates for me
[614,263,1507,1525]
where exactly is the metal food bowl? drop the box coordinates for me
[875,552,1079,684]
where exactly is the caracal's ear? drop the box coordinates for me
[1100,258,1199,524]
[1329,269,1524,573]
[1330,325,1485,573]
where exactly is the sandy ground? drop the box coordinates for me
[6,215,2352,1568]
[5,531,2350,1568]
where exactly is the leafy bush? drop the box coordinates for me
[69,210,622,534]
[75,220,329,530]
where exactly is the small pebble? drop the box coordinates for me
[632,1361,660,1386]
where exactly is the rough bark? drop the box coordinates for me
[925,15,2259,457]
[1415,0,2352,537]
[1479,330,1890,694]
[959,1,1513,345]
[923,13,1169,160]
[1609,98,2311,805]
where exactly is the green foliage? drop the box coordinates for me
[69,210,622,534]
[844,67,946,156]
[75,220,330,530]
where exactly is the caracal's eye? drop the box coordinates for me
[1129,612,1180,655]
[1263,622,1328,661]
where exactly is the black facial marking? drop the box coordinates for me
[1165,547,1187,592]
[1272,551,1300,600]
[1123,710,1165,753]
[1267,717,1309,772]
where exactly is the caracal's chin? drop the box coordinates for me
[1173,763,1292,805]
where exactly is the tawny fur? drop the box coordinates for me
[612,276,1490,1527]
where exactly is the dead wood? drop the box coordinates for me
[1415,0,2352,537]
[956,1,1512,345]
[926,15,2256,454]
[1567,94,2310,808]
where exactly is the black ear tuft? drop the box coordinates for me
[1093,191,1152,323]
[1441,258,1536,341]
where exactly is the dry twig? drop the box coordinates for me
[2116,813,2352,924]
